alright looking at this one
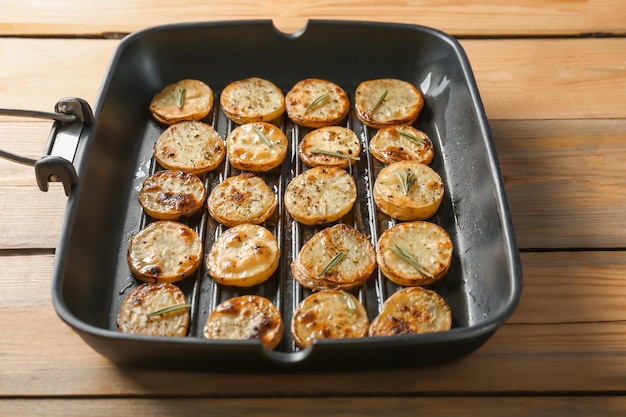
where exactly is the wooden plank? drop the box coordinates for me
[492,119,626,249]
[2,397,626,417]
[1,38,626,122]
[1,0,625,37]
[2,252,626,396]
[0,185,66,250]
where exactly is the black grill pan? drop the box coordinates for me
[31,20,522,371]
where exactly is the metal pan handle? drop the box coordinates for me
[0,98,94,196]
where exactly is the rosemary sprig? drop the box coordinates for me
[305,93,329,113]
[369,89,388,115]
[340,290,356,310]
[310,149,360,161]
[388,245,434,279]
[171,86,186,108]
[398,130,426,146]
[318,252,345,276]
[252,126,274,148]
[146,303,192,318]
[394,168,416,196]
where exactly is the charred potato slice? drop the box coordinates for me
[369,287,452,337]
[203,295,284,350]
[127,221,203,284]
[291,290,369,348]
[370,125,434,165]
[138,170,206,220]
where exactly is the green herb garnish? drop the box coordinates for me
[171,86,186,108]
[394,168,416,196]
[310,149,360,161]
[340,290,356,310]
[305,93,329,113]
[318,252,345,276]
[369,89,388,115]
[398,130,426,146]
[146,303,192,318]
[388,245,434,279]
[252,126,274,148]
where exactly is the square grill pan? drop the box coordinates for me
[50,20,522,371]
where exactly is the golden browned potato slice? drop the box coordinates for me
[220,77,285,124]
[226,122,288,172]
[285,78,350,128]
[291,224,376,291]
[153,120,225,175]
[373,160,444,221]
[203,295,284,350]
[298,126,361,169]
[376,221,453,287]
[207,224,280,287]
[127,221,203,284]
[369,125,434,165]
[291,290,369,348]
[369,287,452,337]
[355,78,423,129]
[284,166,356,225]
[117,283,190,337]
[149,79,214,125]
[207,172,277,227]
[138,170,207,220]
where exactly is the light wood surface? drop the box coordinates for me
[1,1,626,416]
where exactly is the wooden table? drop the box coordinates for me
[2,1,626,415]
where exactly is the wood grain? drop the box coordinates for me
[1,0,625,37]
[3,397,626,417]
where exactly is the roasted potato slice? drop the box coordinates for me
[203,295,284,350]
[291,290,369,348]
[369,287,452,337]
[207,224,280,287]
[149,79,214,125]
[117,283,190,337]
[376,221,453,287]
[284,166,356,225]
[373,160,444,221]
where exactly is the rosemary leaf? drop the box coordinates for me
[305,93,329,113]
[394,168,416,196]
[252,126,274,148]
[310,149,360,161]
[398,130,426,146]
[146,303,192,318]
[171,86,186,108]
[369,89,388,115]
[388,245,434,279]
[340,290,357,310]
[318,252,345,276]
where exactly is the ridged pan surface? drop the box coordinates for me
[51,20,522,371]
